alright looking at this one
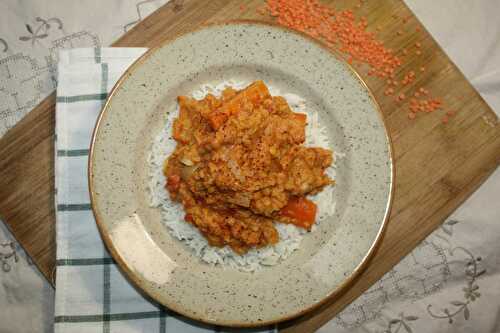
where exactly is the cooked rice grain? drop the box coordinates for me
[148,81,337,272]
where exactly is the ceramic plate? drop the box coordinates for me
[89,22,393,327]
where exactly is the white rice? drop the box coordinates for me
[147,81,337,272]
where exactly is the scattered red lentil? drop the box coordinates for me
[240,4,246,12]
[261,1,454,124]
[264,0,402,79]
[384,87,395,96]
[442,115,449,124]
[402,71,416,86]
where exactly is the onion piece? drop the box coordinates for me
[226,192,252,207]
[227,157,245,182]
[180,164,198,180]
[180,157,194,166]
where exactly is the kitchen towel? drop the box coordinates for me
[54,47,276,333]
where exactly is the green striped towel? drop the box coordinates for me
[54,48,277,333]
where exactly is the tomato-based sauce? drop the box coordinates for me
[164,81,333,254]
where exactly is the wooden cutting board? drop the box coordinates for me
[0,0,499,331]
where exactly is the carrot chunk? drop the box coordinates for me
[292,113,307,124]
[207,80,271,129]
[166,174,181,193]
[280,197,317,230]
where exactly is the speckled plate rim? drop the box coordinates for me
[88,20,395,327]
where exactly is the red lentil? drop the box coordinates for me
[264,0,402,79]
[262,1,454,124]
[402,71,416,86]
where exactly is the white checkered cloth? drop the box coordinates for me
[54,48,278,333]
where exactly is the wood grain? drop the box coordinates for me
[0,94,56,284]
[0,0,498,331]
